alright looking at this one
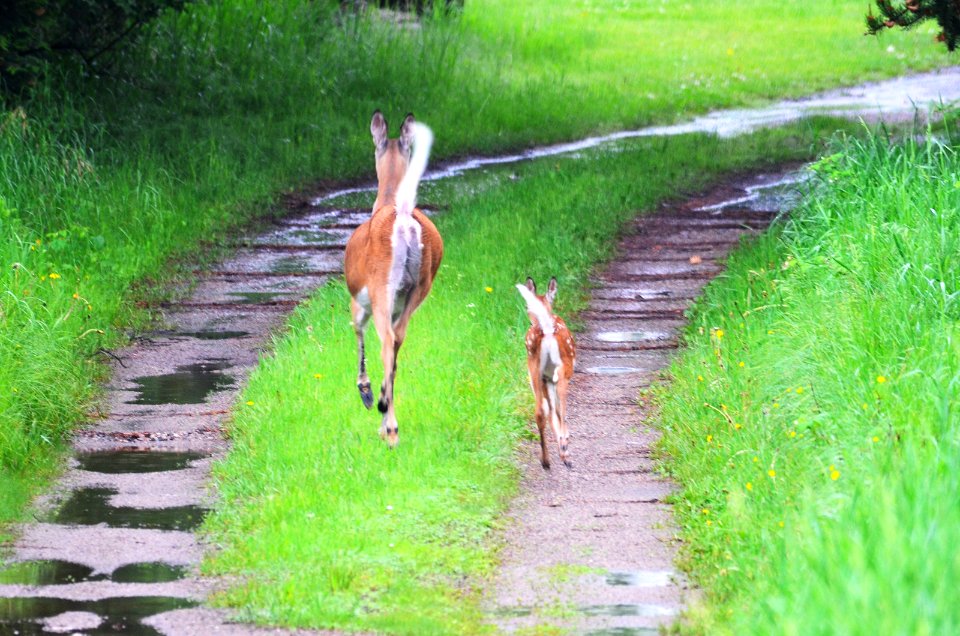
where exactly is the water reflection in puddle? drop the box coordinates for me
[583,628,660,636]
[579,604,676,617]
[584,366,643,376]
[126,360,235,405]
[76,451,207,474]
[0,595,196,635]
[111,563,187,584]
[0,561,104,586]
[604,570,674,587]
[54,488,206,532]
[224,291,294,304]
[595,331,671,343]
[176,330,250,340]
[0,560,187,586]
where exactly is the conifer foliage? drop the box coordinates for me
[867,0,960,51]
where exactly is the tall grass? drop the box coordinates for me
[203,123,848,633]
[656,121,960,634]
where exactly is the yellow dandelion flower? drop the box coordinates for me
[702,508,710,515]
[738,361,745,368]
[876,375,887,384]
[872,436,880,443]
[706,520,713,526]
[72,293,79,299]
[753,456,759,463]
[773,402,780,409]
[831,470,840,481]
[245,400,255,406]
[778,521,785,528]
[862,402,869,410]
[49,272,61,280]
[734,423,742,430]
[745,482,753,491]
[789,431,797,438]
[767,469,776,478]
[697,375,704,382]
[796,387,804,394]
[715,329,725,339]
[721,404,727,411]
[313,373,323,379]
[706,435,713,443]
[484,286,493,293]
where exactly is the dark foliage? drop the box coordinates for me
[0,0,191,92]
[867,0,960,51]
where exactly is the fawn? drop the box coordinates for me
[516,277,576,468]
[344,111,443,447]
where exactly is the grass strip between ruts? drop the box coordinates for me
[202,121,853,633]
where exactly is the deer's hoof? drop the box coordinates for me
[540,458,551,470]
[562,457,573,469]
[380,424,399,448]
[358,383,374,410]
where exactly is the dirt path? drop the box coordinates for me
[0,68,957,634]
[486,173,799,634]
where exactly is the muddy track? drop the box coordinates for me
[485,173,797,635]
[0,68,957,634]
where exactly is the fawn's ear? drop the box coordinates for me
[525,277,537,294]
[399,113,416,153]
[546,277,558,305]
[371,110,388,149]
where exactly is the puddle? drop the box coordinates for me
[0,560,105,586]
[595,331,671,343]
[224,291,293,304]
[584,366,643,375]
[76,451,207,474]
[111,563,187,584]
[313,69,960,206]
[604,570,674,587]
[578,604,676,618]
[54,488,206,532]
[0,595,196,635]
[268,255,315,274]
[0,560,187,586]
[126,360,235,405]
[176,330,250,340]
[697,172,810,213]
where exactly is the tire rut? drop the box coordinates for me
[485,171,796,635]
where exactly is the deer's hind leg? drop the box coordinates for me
[555,376,571,468]
[528,357,550,469]
[352,296,374,409]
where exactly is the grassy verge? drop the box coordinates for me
[0,0,949,541]
[203,121,852,633]
[656,121,960,633]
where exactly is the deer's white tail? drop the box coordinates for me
[395,122,433,217]
[515,284,555,336]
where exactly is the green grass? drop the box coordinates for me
[0,0,951,580]
[202,121,850,633]
[655,121,960,634]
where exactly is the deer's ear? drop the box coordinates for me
[525,277,537,293]
[399,113,416,152]
[371,110,388,149]
[546,277,558,305]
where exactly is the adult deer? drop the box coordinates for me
[344,111,443,447]
[516,277,576,468]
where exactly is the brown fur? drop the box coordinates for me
[520,277,576,468]
[343,111,443,446]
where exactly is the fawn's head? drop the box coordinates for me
[371,110,415,208]
[523,276,558,322]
